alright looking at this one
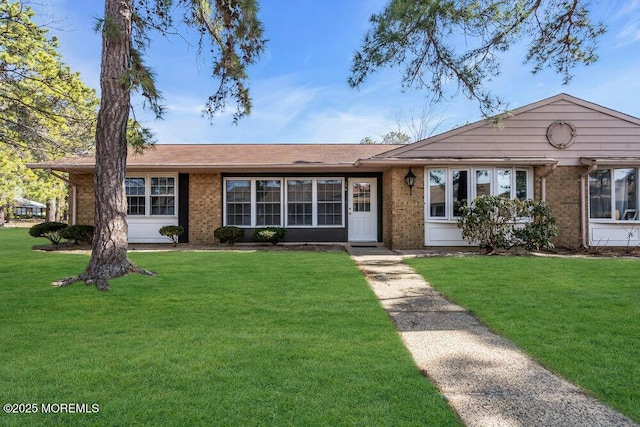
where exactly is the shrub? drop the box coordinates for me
[28,221,68,245]
[159,225,184,247]
[60,224,95,245]
[514,200,558,251]
[457,195,557,253]
[253,227,286,245]
[213,226,244,246]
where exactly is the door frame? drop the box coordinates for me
[347,177,379,242]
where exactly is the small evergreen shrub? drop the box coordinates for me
[214,226,244,246]
[457,195,557,253]
[253,227,286,245]
[28,221,68,245]
[159,225,184,246]
[60,224,95,245]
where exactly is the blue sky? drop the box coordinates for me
[36,0,640,144]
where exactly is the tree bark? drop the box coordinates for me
[46,198,56,222]
[55,0,154,290]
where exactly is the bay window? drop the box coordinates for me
[589,168,638,220]
[426,167,532,220]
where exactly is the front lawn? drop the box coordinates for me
[0,228,460,426]
[405,255,640,423]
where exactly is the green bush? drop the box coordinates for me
[514,200,558,251]
[213,226,245,246]
[60,224,95,245]
[253,227,286,245]
[159,225,184,247]
[28,221,68,245]
[457,195,557,253]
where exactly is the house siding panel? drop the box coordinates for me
[391,99,640,165]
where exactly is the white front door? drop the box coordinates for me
[348,178,378,242]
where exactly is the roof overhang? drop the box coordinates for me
[355,157,558,167]
[28,162,387,174]
[580,157,640,167]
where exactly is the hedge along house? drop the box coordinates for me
[30,93,640,249]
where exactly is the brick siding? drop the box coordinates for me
[538,166,586,248]
[69,173,95,226]
[382,168,425,249]
[188,173,222,245]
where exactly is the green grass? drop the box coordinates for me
[405,255,640,422]
[0,228,460,426]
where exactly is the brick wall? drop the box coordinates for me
[382,167,425,249]
[69,173,95,226]
[188,173,222,245]
[537,166,585,248]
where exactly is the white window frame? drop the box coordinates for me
[285,178,345,228]
[426,167,533,221]
[223,178,284,227]
[588,167,640,222]
[125,174,178,218]
[222,177,345,228]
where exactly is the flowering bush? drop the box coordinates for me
[253,227,286,245]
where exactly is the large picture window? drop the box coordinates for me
[589,168,638,220]
[125,175,177,217]
[224,177,344,228]
[426,167,532,220]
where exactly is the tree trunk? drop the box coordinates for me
[0,205,5,227]
[46,198,56,222]
[54,0,154,290]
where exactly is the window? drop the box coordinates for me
[224,177,344,228]
[256,180,281,226]
[497,169,511,198]
[429,169,446,217]
[452,169,469,217]
[151,177,175,215]
[287,180,312,225]
[589,168,638,220]
[125,175,177,217]
[318,180,343,225]
[125,177,146,216]
[226,180,251,226]
[427,167,531,220]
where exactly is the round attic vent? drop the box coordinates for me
[546,121,576,149]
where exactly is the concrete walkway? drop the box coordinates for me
[346,245,638,427]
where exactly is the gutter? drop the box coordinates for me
[47,170,76,225]
[579,161,598,249]
[538,163,558,202]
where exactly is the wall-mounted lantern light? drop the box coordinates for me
[404,167,416,195]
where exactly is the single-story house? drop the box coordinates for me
[13,197,47,218]
[30,93,640,249]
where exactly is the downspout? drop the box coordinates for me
[580,163,598,249]
[538,163,557,202]
[47,170,77,225]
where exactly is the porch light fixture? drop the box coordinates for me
[404,167,416,195]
